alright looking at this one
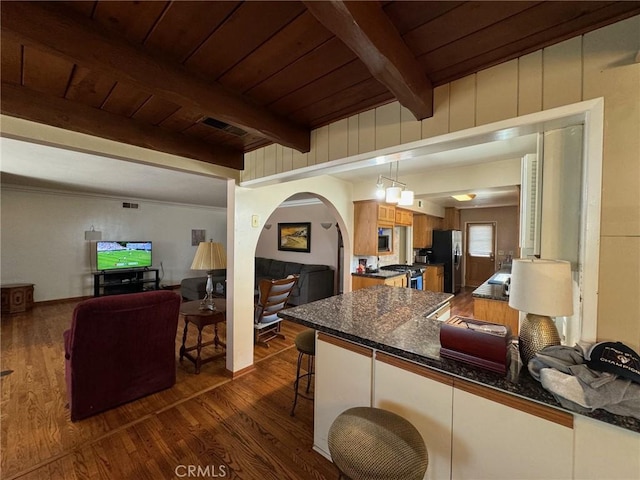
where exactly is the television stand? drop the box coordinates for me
[93,268,160,297]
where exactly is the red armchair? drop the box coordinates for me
[63,291,181,421]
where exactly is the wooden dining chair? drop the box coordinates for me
[253,275,299,347]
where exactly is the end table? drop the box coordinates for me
[179,298,226,374]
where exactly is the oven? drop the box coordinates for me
[381,264,424,290]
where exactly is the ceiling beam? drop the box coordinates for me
[304,0,433,120]
[1,83,244,170]
[1,1,310,153]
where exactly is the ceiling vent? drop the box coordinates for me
[202,117,246,137]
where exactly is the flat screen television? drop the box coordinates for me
[96,241,152,271]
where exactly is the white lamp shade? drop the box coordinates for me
[398,190,414,206]
[385,186,402,203]
[191,242,227,271]
[508,258,573,317]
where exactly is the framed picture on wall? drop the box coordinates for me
[278,222,311,253]
[191,229,205,246]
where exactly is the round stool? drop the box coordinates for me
[328,407,428,480]
[290,329,315,416]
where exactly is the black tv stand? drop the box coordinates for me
[93,268,160,297]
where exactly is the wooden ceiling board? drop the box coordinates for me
[268,59,373,115]
[100,82,152,118]
[218,10,334,94]
[143,1,241,64]
[22,47,74,98]
[131,96,181,126]
[246,37,357,106]
[91,1,169,45]
[383,1,465,35]
[65,67,116,108]
[0,35,23,85]
[402,1,541,57]
[184,1,306,81]
[419,2,623,76]
[311,90,396,130]
[289,77,391,126]
[428,2,640,85]
[59,1,97,18]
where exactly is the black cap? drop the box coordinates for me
[586,342,640,384]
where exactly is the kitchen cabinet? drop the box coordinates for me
[451,381,573,480]
[352,274,407,290]
[573,415,640,479]
[315,333,373,459]
[443,207,461,230]
[413,214,443,248]
[354,200,394,255]
[473,297,520,335]
[395,208,413,226]
[374,353,453,480]
[378,204,396,224]
[423,265,444,292]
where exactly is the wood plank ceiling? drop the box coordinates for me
[2,1,639,171]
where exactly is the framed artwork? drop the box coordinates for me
[278,222,311,253]
[191,229,205,246]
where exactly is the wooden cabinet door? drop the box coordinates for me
[378,204,395,223]
[384,275,406,287]
[424,265,444,292]
[395,208,413,226]
[413,214,427,248]
[353,201,377,255]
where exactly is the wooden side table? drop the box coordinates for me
[1,283,34,315]
[179,299,226,374]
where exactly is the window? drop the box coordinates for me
[468,223,495,257]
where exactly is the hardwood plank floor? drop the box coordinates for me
[1,299,333,480]
[449,287,475,319]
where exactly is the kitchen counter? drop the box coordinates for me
[472,268,511,301]
[279,285,640,434]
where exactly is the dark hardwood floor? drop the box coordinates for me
[449,286,475,319]
[0,299,334,480]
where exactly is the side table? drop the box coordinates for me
[179,298,226,374]
[1,283,34,315]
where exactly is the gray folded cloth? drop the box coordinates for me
[529,344,640,420]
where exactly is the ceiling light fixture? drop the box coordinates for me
[452,193,477,202]
[376,163,414,206]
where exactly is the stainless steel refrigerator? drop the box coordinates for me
[431,230,463,294]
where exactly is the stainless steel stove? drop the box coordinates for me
[380,264,424,289]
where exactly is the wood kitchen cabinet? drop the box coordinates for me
[444,207,461,230]
[423,265,444,292]
[394,208,413,226]
[413,214,443,248]
[354,200,394,255]
[473,297,520,335]
[352,274,407,290]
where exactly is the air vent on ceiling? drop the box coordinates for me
[201,117,247,137]
[122,202,139,209]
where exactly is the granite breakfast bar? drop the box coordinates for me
[279,285,640,480]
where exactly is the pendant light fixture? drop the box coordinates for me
[375,162,414,206]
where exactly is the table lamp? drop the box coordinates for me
[190,241,226,311]
[508,258,573,365]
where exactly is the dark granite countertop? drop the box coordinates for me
[351,270,406,280]
[279,285,640,434]
[472,267,511,301]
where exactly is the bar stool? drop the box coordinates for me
[290,329,315,416]
[328,406,428,480]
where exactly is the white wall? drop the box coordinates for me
[0,186,226,301]
[255,202,339,271]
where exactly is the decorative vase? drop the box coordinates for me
[518,313,561,365]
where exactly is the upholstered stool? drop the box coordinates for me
[290,329,315,416]
[328,407,428,480]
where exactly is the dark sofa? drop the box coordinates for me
[254,257,334,306]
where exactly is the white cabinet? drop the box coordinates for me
[314,333,373,458]
[451,382,573,480]
[573,415,640,480]
[374,353,453,480]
